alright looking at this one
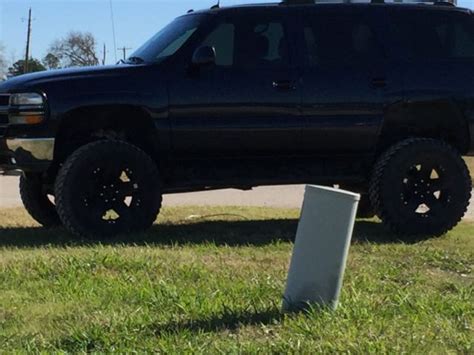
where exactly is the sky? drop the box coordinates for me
[0,0,271,66]
[1,0,474,66]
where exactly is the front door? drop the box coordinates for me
[168,9,302,159]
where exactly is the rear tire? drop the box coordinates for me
[369,138,471,236]
[55,140,162,238]
[19,173,61,227]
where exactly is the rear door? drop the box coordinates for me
[168,8,303,159]
[296,6,391,157]
[386,8,474,142]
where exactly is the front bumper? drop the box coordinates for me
[0,138,54,173]
[0,92,54,173]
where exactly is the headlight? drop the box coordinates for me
[8,92,45,125]
[9,93,44,106]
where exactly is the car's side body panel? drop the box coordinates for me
[294,6,392,158]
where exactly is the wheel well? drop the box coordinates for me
[53,105,159,167]
[376,100,470,156]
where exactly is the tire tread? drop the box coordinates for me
[369,138,471,236]
[19,174,61,227]
[55,140,162,238]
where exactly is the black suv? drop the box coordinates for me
[0,0,473,238]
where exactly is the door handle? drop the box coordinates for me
[273,80,296,90]
[371,78,387,88]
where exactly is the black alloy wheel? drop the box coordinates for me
[369,138,471,237]
[55,140,162,238]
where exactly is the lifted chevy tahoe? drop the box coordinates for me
[0,0,473,238]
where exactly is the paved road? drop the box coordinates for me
[0,176,23,209]
[1,176,473,220]
[0,176,305,209]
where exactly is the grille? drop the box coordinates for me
[0,94,9,128]
[0,95,10,107]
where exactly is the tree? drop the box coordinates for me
[49,32,99,67]
[8,59,46,77]
[42,53,61,70]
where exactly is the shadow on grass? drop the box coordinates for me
[0,218,408,248]
[151,307,284,336]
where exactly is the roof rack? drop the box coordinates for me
[281,0,456,5]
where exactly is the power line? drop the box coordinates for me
[109,0,117,63]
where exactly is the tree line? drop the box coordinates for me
[0,31,101,78]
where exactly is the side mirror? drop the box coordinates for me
[192,46,216,67]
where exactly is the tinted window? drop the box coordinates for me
[202,23,235,66]
[303,13,383,66]
[157,28,198,59]
[132,15,204,63]
[199,15,289,68]
[237,21,288,67]
[389,11,474,61]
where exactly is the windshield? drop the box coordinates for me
[129,15,205,64]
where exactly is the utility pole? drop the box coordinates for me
[24,8,32,74]
[102,43,107,65]
[118,46,132,61]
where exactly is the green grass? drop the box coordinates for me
[0,206,473,353]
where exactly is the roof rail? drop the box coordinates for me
[281,0,457,5]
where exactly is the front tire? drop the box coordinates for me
[369,138,471,236]
[19,173,61,227]
[55,140,162,238]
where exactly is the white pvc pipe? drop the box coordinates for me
[283,185,360,312]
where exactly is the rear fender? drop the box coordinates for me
[376,98,469,155]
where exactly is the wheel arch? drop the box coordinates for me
[376,99,470,157]
[53,104,162,167]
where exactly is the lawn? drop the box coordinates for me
[0,206,472,353]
